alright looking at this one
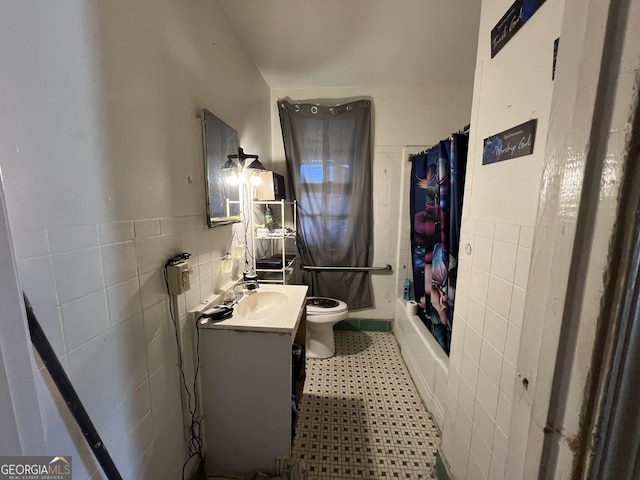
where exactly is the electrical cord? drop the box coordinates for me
[163,253,205,480]
[182,317,204,480]
[227,225,238,255]
[242,182,256,269]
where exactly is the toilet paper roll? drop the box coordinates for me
[406,300,418,316]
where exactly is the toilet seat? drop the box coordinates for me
[306,297,348,315]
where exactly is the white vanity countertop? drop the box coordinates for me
[193,284,308,334]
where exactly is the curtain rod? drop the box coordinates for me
[409,124,470,160]
[301,264,392,273]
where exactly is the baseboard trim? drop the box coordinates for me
[334,318,393,332]
[434,450,453,480]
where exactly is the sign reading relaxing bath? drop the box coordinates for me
[491,0,547,58]
[482,119,537,165]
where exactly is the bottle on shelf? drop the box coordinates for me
[234,243,245,259]
[221,253,233,274]
[264,207,275,227]
[403,279,411,301]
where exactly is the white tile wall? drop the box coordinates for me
[469,268,490,304]
[514,246,532,288]
[476,369,499,416]
[467,296,487,334]
[396,146,425,302]
[473,398,495,447]
[483,307,508,352]
[480,340,503,387]
[60,291,110,351]
[490,241,517,283]
[48,224,100,254]
[105,278,141,326]
[470,426,491,478]
[352,145,409,320]
[473,236,493,272]
[435,0,563,473]
[14,216,239,479]
[443,218,532,480]
[52,247,105,304]
[464,325,483,364]
[18,256,66,356]
[393,142,537,480]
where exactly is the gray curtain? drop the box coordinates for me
[278,99,373,310]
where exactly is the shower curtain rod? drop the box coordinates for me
[409,124,470,160]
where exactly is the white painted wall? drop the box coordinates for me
[439,1,565,479]
[0,0,270,477]
[0,179,47,456]
[269,85,474,318]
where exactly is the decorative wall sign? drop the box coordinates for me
[553,37,560,80]
[482,119,538,165]
[491,0,547,58]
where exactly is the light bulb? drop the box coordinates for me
[250,173,262,186]
[227,172,240,185]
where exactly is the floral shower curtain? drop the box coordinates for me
[410,133,468,355]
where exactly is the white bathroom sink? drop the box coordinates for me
[194,284,308,333]
[236,290,290,319]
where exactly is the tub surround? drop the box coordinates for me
[393,298,449,429]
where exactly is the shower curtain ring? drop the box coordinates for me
[311,106,318,114]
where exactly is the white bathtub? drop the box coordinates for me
[393,298,449,429]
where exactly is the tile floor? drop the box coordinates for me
[292,331,440,480]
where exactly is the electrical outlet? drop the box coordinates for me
[167,261,190,295]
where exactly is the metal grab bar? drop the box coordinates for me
[301,264,393,273]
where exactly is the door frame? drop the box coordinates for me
[506,0,640,478]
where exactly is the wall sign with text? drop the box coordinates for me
[482,119,538,165]
[491,0,547,58]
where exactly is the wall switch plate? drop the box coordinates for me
[167,261,190,295]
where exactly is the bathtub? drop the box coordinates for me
[393,298,448,429]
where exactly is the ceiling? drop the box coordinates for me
[218,0,482,90]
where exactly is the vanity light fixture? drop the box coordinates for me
[221,157,238,171]
[245,157,267,171]
[222,147,266,185]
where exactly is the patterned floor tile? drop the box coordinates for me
[292,332,439,480]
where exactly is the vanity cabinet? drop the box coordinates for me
[198,285,307,477]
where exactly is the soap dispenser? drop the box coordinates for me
[221,253,233,273]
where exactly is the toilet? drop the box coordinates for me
[305,297,349,359]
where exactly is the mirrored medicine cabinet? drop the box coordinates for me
[201,109,241,227]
